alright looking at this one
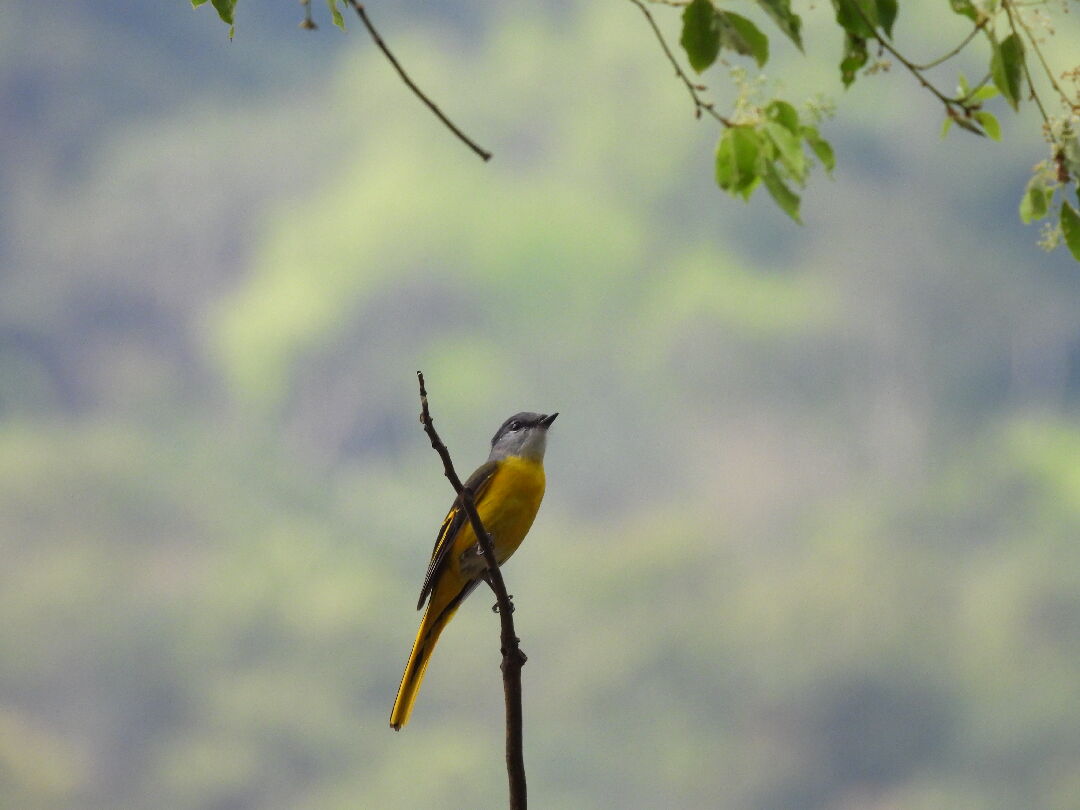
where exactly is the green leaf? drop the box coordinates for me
[802,126,836,174]
[764,121,807,182]
[940,116,954,138]
[969,85,999,103]
[958,73,1000,103]
[681,0,721,74]
[328,0,345,29]
[755,0,803,51]
[832,0,876,39]
[717,11,770,68]
[765,100,799,135]
[193,0,236,26]
[990,33,1024,111]
[875,0,898,37]
[840,33,868,87]
[211,0,237,24]
[1061,201,1080,261]
[1019,178,1052,224]
[762,162,802,222]
[716,127,762,199]
[974,110,1001,141]
[949,0,977,21]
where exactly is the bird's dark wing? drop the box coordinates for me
[416,460,500,610]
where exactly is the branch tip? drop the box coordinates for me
[344,0,492,161]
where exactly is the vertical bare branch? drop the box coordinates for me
[416,371,527,810]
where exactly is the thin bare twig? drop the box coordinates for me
[850,4,972,114]
[910,19,986,71]
[625,0,733,126]
[344,0,492,161]
[416,371,527,810]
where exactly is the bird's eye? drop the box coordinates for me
[509,421,521,431]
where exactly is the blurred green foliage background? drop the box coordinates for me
[3,1,1080,808]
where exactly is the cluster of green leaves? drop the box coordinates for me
[679,0,832,222]
[679,0,784,71]
[1020,132,1080,261]
[845,0,1079,261]
[955,23,1080,261]
[712,102,835,223]
[679,0,1080,257]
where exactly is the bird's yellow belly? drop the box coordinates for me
[453,456,546,576]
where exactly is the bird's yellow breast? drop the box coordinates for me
[454,455,546,572]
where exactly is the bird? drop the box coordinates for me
[390,411,558,730]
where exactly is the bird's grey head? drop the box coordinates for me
[488,412,558,462]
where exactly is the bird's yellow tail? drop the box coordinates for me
[389,599,462,730]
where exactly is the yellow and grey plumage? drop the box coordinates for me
[390,411,557,731]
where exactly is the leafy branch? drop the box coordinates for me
[630,0,1080,255]
[634,0,831,222]
[849,1,979,115]
[833,0,1079,257]
[195,0,1080,257]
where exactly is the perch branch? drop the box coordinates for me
[416,371,526,810]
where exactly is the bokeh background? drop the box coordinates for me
[4,1,1080,808]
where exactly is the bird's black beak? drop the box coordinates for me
[538,413,558,428]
